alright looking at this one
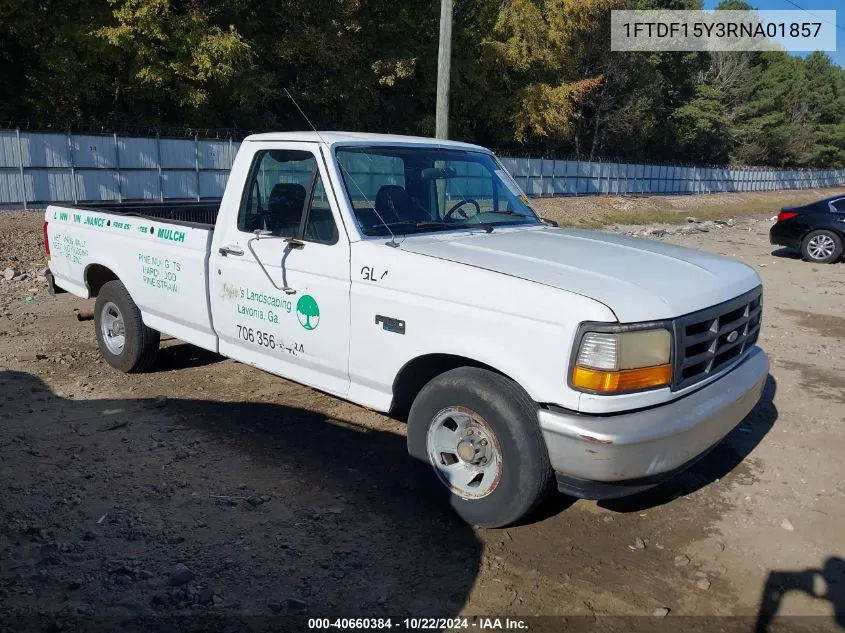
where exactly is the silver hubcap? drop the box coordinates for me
[808,234,836,260]
[100,301,126,355]
[426,406,504,500]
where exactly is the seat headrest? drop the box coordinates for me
[268,183,307,210]
[375,184,427,222]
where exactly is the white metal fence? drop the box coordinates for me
[1,129,844,209]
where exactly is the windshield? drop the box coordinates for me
[335,146,540,236]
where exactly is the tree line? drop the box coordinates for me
[1,0,843,167]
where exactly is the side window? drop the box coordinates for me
[238,150,315,237]
[832,198,845,213]
[303,174,338,244]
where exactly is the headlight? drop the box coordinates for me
[571,327,672,393]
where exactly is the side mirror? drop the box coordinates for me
[541,218,558,227]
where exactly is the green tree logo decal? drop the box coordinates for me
[296,294,320,330]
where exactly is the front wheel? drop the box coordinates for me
[94,280,160,372]
[407,367,553,528]
[801,229,842,264]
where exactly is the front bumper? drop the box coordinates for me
[538,346,769,499]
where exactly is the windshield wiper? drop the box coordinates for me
[368,219,515,237]
[382,220,453,230]
[385,220,499,234]
[488,209,532,217]
[365,220,455,237]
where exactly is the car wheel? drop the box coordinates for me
[407,367,553,528]
[94,280,160,372]
[801,230,843,264]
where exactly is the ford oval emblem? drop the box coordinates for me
[726,330,739,343]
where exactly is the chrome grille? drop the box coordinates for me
[672,286,762,390]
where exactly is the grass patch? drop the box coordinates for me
[535,187,844,228]
[556,217,602,228]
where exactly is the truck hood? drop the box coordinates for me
[399,226,761,322]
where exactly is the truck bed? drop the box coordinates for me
[46,200,219,354]
[67,200,221,229]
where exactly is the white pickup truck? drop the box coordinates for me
[44,132,768,527]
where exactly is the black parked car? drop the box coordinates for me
[769,194,845,263]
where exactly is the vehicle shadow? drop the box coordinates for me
[598,373,778,513]
[771,247,802,260]
[0,370,481,632]
[149,343,225,372]
[755,557,845,633]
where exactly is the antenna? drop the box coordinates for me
[284,89,400,247]
[284,89,325,145]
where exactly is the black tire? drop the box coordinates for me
[407,367,553,528]
[94,280,160,372]
[801,229,843,264]
[45,270,66,295]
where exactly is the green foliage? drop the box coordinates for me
[95,0,252,109]
[730,51,845,167]
[671,85,731,163]
[1,0,842,167]
[714,0,754,10]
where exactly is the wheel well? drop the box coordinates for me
[390,353,507,420]
[85,264,119,297]
[802,227,845,242]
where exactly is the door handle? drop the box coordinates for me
[218,245,244,257]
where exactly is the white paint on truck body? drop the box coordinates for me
[46,131,763,420]
[46,206,217,351]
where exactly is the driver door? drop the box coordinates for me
[209,144,351,398]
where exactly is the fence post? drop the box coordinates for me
[156,132,164,202]
[537,156,542,197]
[195,133,201,201]
[575,158,580,197]
[598,158,604,195]
[67,131,78,204]
[15,128,26,210]
[114,132,122,203]
[623,161,629,195]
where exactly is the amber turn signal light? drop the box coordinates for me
[571,364,672,393]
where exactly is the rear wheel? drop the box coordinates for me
[94,280,160,372]
[801,230,842,264]
[407,367,553,528]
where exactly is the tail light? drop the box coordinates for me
[43,221,50,256]
[776,211,798,223]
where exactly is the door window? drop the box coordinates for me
[238,149,337,243]
[304,175,338,243]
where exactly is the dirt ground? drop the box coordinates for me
[533,186,845,227]
[1,191,844,632]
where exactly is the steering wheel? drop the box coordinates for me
[444,198,481,221]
